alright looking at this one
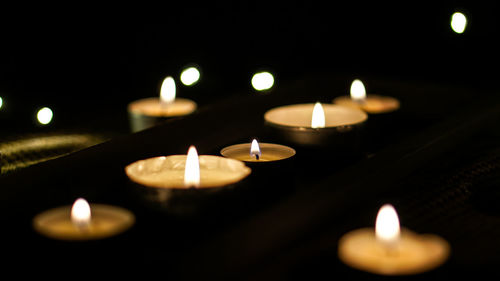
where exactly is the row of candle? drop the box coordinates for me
[32,76,450,276]
[127,77,400,133]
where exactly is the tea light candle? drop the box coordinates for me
[125,146,251,189]
[264,102,367,147]
[338,204,450,275]
[333,79,400,114]
[220,139,296,163]
[125,146,251,214]
[128,76,197,132]
[33,198,135,241]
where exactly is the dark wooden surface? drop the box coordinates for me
[0,73,498,279]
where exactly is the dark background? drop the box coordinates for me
[0,2,498,136]
[1,3,500,279]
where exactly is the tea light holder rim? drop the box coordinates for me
[263,103,368,129]
[220,142,296,162]
[127,97,198,117]
[332,94,400,114]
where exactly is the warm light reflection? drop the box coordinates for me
[451,12,467,34]
[160,76,176,104]
[180,66,201,86]
[251,71,274,91]
[71,198,91,229]
[37,107,53,125]
[311,102,325,128]
[350,79,366,101]
[375,204,400,248]
[250,139,262,160]
[184,145,200,187]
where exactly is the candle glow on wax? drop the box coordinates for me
[250,139,262,160]
[184,145,201,187]
[160,76,176,105]
[311,102,326,128]
[376,204,401,249]
[71,198,91,230]
[350,79,366,101]
[338,203,450,275]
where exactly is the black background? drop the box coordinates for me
[1,3,500,279]
[0,2,498,136]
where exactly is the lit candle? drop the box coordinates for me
[127,76,197,132]
[264,102,367,147]
[125,146,251,214]
[333,79,400,114]
[33,198,135,241]
[338,204,450,275]
[126,146,251,189]
[220,139,296,163]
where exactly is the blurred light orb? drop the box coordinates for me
[251,71,274,91]
[180,66,201,86]
[0,97,3,109]
[37,107,53,125]
[451,12,467,34]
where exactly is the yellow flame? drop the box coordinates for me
[184,145,200,187]
[71,198,91,229]
[251,71,274,91]
[350,79,366,101]
[311,102,325,128]
[37,107,53,125]
[375,204,400,248]
[451,12,467,34]
[180,66,201,86]
[250,139,262,159]
[160,76,176,104]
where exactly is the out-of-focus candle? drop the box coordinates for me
[37,107,53,125]
[127,76,197,132]
[251,71,275,92]
[264,102,367,147]
[338,204,450,275]
[333,79,400,114]
[451,12,467,34]
[221,139,295,163]
[33,198,135,241]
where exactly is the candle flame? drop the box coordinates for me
[160,76,176,105]
[375,204,400,248]
[71,198,91,229]
[37,107,53,125]
[250,139,262,160]
[350,79,366,101]
[311,102,325,128]
[184,145,200,188]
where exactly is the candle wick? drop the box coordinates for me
[74,222,91,233]
[255,154,260,160]
[382,242,400,257]
[354,98,366,105]
[160,100,172,109]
